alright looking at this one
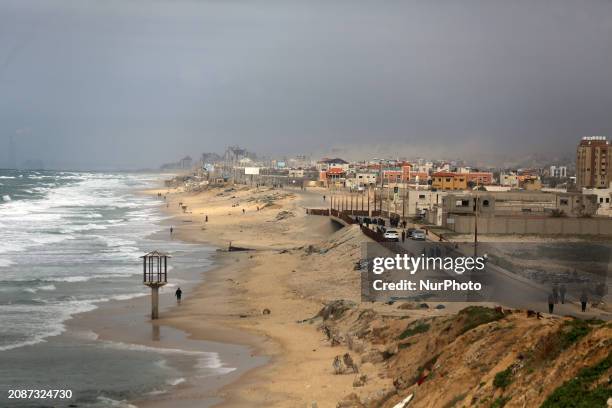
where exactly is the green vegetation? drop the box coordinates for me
[540,352,612,408]
[458,306,505,334]
[412,353,441,385]
[490,396,510,408]
[398,342,412,350]
[493,367,513,389]
[559,319,592,348]
[398,321,430,339]
[525,318,601,367]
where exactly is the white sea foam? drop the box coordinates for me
[100,341,235,374]
[0,171,195,354]
[23,284,56,293]
[2,194,11,201]
[0,258,15,268]
[167,377,186,386]
[95,396,138,408]
[0,300,98,352]
[60,223,108,233]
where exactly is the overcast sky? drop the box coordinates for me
[1,0,611,169]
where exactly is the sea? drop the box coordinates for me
[0,169,239,408]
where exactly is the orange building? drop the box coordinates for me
[431,172,468,190]
[466,172,494,185]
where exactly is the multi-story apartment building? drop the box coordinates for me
[576,136,611,189]
[466,172,494,186]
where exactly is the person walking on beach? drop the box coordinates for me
[170,226,174,235]
[560,284,567,304]
[242,208,245,214]
[547,293,555,314]
[205,215,208,222]
[175,287,182,304]
[323,195,326,201]
[552,283,559,304]
[580,291,588,312]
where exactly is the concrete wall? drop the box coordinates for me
[446,215,612,235]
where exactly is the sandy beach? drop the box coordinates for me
[132,184,492,407]
[135,184,369,407]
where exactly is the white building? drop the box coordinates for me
[402,190,447,224]
[346,172,377,189]
[550,165,568,178]
[583,184,612,216]
[500,172,519,187]
[288,169,305,178]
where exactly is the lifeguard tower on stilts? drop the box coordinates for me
[141,250,170,320]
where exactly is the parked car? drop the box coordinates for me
[407,227,416,237]
[383,230,400,242]
[411,229,426,240]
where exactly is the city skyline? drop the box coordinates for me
[1,0,612,169]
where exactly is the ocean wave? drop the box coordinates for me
[166,377,186,386]
[60,223,108,233]
[0,300,98,352]
[195,352,237,374]
[94,397,138,408]
[99,340,236,377]
[23,284,56,293]
[0,258,15,268]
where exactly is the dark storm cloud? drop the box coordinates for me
[1,0,611,168]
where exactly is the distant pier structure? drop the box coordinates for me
[141,250,170,320]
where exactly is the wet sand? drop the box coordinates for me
[133,184,366,407]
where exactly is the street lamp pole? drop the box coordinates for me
[474,193,479,257]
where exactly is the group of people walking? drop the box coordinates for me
[547,283,589,313]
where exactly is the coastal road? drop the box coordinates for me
[291,187,610,319]
[396,237,610,320]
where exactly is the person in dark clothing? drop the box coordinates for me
[401,230,405,242]
[175,287,182,304]
[552,284,559,304]
[170,226,173,235]
[205,215,208,222]
[559,284,567,304]
[323,195,326,201]
[580,291,588,312]
[548,293,554,314]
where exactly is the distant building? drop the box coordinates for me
[500,172,519,187]
[466,172,494,186]
[353,172,377,187]
[320,167,346,187]
[583,185,612,216]
[383,170,403,184]
[550,165,567,178]
[431,172,467,190]
[179,156,193,169]
[576,136,611,189]
[316,158,349,171]
[288,169,305,178]
[442,191,598,219]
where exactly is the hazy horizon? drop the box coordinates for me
[1,0,611,170]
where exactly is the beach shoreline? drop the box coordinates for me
[64,177,273,407]
[127,183,370,407]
